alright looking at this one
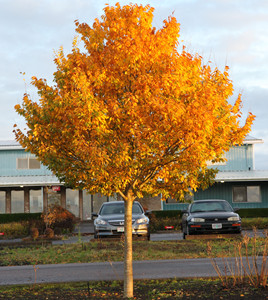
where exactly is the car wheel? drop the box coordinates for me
[94,232,99,239]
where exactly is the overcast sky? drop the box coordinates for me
[1,0,267,169]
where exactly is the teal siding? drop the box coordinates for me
[194,181,268,209]
[0,149,51,176]
[162,143,268,211]
[163,181,268,210]
[215,145,253,172]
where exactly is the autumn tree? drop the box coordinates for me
[14,3,254,298]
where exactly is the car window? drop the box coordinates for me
[132,203,143,214]
[99,203,143,215]
[190,201,233,213]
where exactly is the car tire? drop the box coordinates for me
[94,232,99,239]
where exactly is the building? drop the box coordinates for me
[0,135,266,217]
[0,140,118,219]
[163,135,267,211]
[0,140,161,218]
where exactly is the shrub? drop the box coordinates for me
[149,213,182,232]
[0,213,42,224]
[151,210,183,218]
[30,227,39,240]
[0,222,29,238]
[238,208,268,218]
[41,205,76,234]
[44,228,54,238]
[241,218,268,229]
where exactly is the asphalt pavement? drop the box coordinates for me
[0,256,266,286]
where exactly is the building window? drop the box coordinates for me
[66,189,79,217]
[47,188,61,206]
[30,189,43,213]
[11,190,24,213]
[0,191,6,213]
[233,186,261,203]
[83,191,92,220]
[17,157,40,169]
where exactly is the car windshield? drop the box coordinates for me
[190,201,233,213]
[99,203,143,215]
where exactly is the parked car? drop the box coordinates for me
[92,201,150,240]
[181,199,241,239]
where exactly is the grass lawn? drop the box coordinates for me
[0,236,267,266]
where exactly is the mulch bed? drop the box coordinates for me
[0,279,267,299]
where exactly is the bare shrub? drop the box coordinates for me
[208,230,268,288]
[30,227,39,240]
[41,204,76,234]
[44,228,54,238]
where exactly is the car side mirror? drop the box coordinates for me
[145,210,151,216]
[181,210,188,214]
[92,212,98,218]
[234,208,240,212]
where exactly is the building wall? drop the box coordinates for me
[213,145,253,172]
[194,181,268,208]
[0,149,51,176]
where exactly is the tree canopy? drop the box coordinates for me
[14,3,254,201]
[14,4,254,297]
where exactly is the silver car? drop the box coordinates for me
[93,201,150,240]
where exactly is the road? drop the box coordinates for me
[0,259,221,285]
[0,256,265,286]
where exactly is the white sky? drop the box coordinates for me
[1,0,267,169]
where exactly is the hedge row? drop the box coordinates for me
[0,222,29,238]
[0,208,267,223]
[237,208,268,218]
[151,210,183,218]
[0,213,42,224]
[151,208,268,218]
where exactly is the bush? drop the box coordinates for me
[151,210,183,218]
[241,218,268,229]
[41,205,76,234]
[30,227,39,240]
[0,222,29,238]
[0,213,42,224]
[238,208,268,218]
[44,228,54,238]
[149,213,182,232]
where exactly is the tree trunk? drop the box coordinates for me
[124,193,134,298]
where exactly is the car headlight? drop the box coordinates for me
[136,217,149,224]
[190,217,205,222]
[228,216,240,221]
[95,219,107,225]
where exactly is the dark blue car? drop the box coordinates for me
[181,199,241,239]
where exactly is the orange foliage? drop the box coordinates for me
[14,3,254,201]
